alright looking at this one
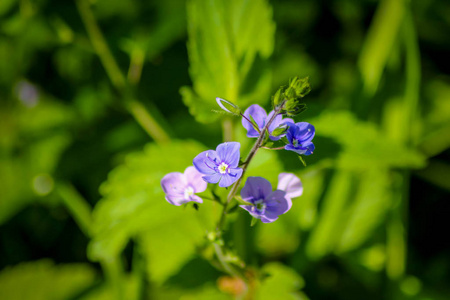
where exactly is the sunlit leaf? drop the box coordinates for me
[182,0,275,123]
[0,260,97,300]
[257,263,307,300]
[88,140,220,283]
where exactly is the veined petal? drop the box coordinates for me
[242,104,267,138]
[216,142,240,168]
[277,173,303,198]
[295,122,315,142]
[240,177,272,202]
[203,173,221,184]
[193,150,219,175]
[184,166,207,193]
[302,142,315,155]
[284,144,307,155]
[219,168,242,187]
[265,190,291,215]
[285,122,296,145]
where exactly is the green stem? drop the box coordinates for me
[56,182,93,238]
[75,0,170,145]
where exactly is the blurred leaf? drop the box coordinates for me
[0,260,97,300]
[308,111,426,170]
[257,263,307,300]
[182,0,275,123]
[80,274,140,300]
[358,0,405,96]
[88,140,221,283]
[0,99,74,224]
[306,170,353,259]
[0,0,16,17]
[336,168,391,253]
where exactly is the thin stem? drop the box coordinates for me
[75,0,126,90]
[240,113,261,134]
[75,0,170,145]
[216,102,285,233]
[260,146,285,150]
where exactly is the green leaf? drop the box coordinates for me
[0,260,97,300]
[88,140,221,283]
[307,111,426,170]
[257,263,306,300]
[182,0,275,123]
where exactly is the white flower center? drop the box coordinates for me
[184,186,194,199]
[218,162,229,174]
[251,199,266,214]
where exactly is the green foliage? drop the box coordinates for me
[257,263,307,300]
[308,111,426,170]
[0,260,97,300]
[181,0,275,123]
[88,140,219,283]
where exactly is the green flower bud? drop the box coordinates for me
[216,97,241,115]
[271,123,288,137]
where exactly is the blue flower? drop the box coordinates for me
[242,104,293,141]
[284,122,315,155]
[239,177,293,223]
[193,142,243,188]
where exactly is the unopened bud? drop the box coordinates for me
[271,123,288,137]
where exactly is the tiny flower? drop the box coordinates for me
[239,177,292,223]
[161,166,207,206]
[241,104,293,141]
[193,142,243,188]
[284,122,315,155]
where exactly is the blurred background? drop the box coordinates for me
[0,0,449,299]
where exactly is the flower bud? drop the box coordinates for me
[271,123,288,137]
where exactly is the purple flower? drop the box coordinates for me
[242,104,293,141]
[193,142,243,188]
[284,122,315,155]
[239,177,292,223]
[161,166,207,206]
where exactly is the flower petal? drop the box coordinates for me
[240,177,272,202]
[165,194,189,206]
[242,104,267,138]
[218,168,242,187]
[302,142,315,155]
[188,195,204,204]
[161,172,187,197]
[184,166,207,193]
[295,122,315,142]
[202,173,221,184]
[193,150,219,175]
[265,190,291,215]
[284,144,307,155]
[216,142,240,168]
[277,173,303,198]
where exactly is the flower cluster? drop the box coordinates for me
[161,77,315,225]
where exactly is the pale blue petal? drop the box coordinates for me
[216,142,240,167]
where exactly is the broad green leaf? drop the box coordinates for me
[257,263,307,300]
[307,111,426,170]
[88,140,220,283]
[0,260,97,300]
[182,0,275,123]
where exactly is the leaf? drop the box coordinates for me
[182,0,275,123]
[307,111,426,170]
[88,140,220,283]
[257,263,306,300]
[0,260,97,300]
